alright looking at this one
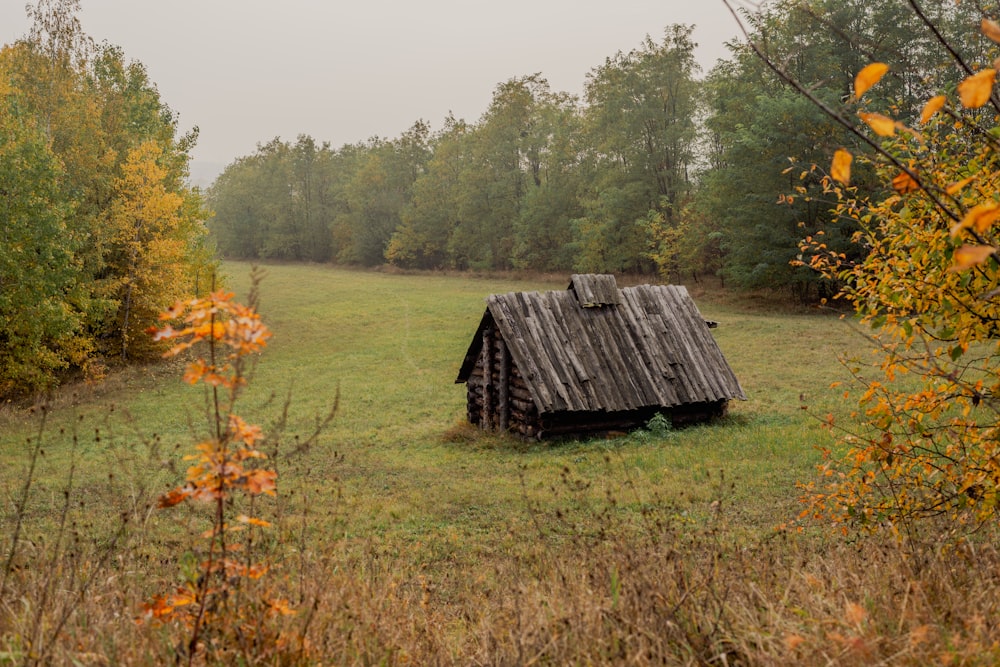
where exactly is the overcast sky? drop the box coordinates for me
[0,1,757,174]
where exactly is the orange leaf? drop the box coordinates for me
[892,171,919,194]
[246,563,270,579]
[946,176,975,195]
[244,469,278,495]
[267,598,296,616]
[845,601,867,626]
[858,112,896,137]
[920,95,946,124]
[983,18,1000,44]
[950,244,996,272]
[182,359,209,385]
[159,301,185,320]
[168,590,197,608]
[958,69,996,108]
[237,514,272,528]
[853,62,888,100]
[969,204,1000,234]
[150,324,178,342]
[831,149,852,185]
[157,488,190,508]
[951,202,1000,237]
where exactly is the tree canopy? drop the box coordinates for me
[0,0,212,396]
[208,28,703,276]
[207,3,987,304]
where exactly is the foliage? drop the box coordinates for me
[0,72,84,394]
[338,124,431,266]
[209,129,430,267]
[204,3,991,295]
[0,1,211,396]
[574,26,700,275]
[647,203,725,283]
[385,116,471,269]
[699,0,985,297]
[797,10,1000,538]
[627,411,674,444]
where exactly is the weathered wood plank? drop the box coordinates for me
[570,274,621,307]
[492,295,550,411]
[481,327,493,430]
[515,291,571,411]
[531,292,590,410]
[587,304,646,409]
[618,289,680,405]
[498,338,509,431]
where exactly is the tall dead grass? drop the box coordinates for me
[3,427,1000,666]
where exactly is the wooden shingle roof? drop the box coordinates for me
[569,274,621,307]
[456,275,746,415]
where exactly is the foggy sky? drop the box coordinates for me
[0,1,755,175]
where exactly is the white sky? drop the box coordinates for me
[0,1,757,173]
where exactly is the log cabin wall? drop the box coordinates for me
[465,323,542,436]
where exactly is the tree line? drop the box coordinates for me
[210,27,700,277]
[1,0,983,397]
[208,0,982,301]
[1,0,213,396]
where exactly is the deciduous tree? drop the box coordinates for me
[576,25,699,274]
[788,5,1000,539]
[0,74,83,393]
[701,0,983,296]
[0,1,212,393]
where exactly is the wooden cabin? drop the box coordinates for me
[455,274,746,439]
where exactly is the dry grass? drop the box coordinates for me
[4,485,1000,665]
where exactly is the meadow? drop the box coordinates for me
[1,262,997,665]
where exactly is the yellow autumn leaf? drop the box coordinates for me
[858,111,896,136]
[950,202,1000,237]
[950,244,996,272]
[168,591,197,607]
[920,95,947,124]
[831,149,852,185]
[946,176,975,195]
[958,69,997,108]
[853,62,889,100]
[983,18,1000,44]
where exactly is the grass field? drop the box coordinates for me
[3,262,997,664]
[1,263,859,539]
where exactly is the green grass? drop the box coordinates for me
[240,264,862,547]
[0,262,866,550]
